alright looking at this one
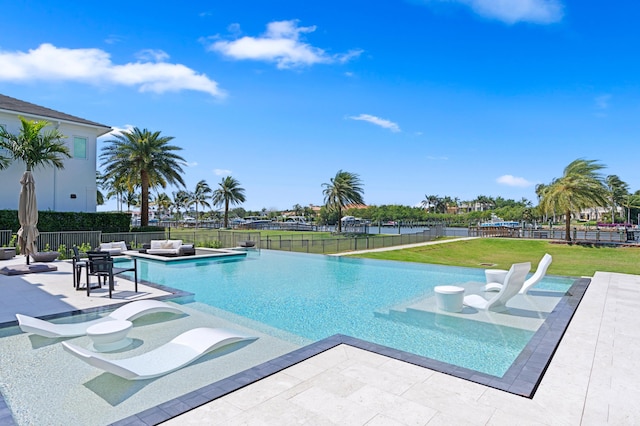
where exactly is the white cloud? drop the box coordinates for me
[0,43,225,97]
[135,49,170,62]
[424,0,563,24]
[349,114,401,132]
[496,174,533,187]
[207,20,363,69]
[186,161,199,167]
[213,168,232,176]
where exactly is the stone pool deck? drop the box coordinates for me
[0,253,638,424]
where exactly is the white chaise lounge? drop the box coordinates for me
[484,254,552,294]
[16,300,184,338]
[464,262,531,311]
[147,239,193,256]
[62,327,257,380]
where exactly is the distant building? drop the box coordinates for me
[0,94,111,212]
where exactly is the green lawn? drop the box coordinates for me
[349,238,640,277]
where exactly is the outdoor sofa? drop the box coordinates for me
[146,240,195,256]
[97,241,128,256]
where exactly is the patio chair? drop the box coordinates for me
[62,327,257,380]
[485,254,552,294]
[15,300,185,338]
[72,246,87,289]
[85,252,138,298]
[464,262,531,311]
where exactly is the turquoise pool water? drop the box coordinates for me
[132,250,574,377]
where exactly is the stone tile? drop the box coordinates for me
[348,385,437,425]
[288,386,377,424]
[222,372,302,410]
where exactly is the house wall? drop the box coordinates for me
[0,111,104,212]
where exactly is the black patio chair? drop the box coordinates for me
[85,252,138,298]
[71,246,87,290]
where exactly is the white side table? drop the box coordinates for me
[86,320,133,352]
[434,285,465,312]
[485,269,508,285]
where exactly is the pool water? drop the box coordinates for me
[133,250,574,377]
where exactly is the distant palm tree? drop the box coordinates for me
[100,127,186,226]
[212,176,246,228]
[155,192,173,220]
[190,180,212,227]
[322,170,364,232]
[172,190,190,220]
[540,159,608,241]
[96,172,106,206]
[604,175,629,224]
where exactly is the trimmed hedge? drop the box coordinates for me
[0,210,131,232]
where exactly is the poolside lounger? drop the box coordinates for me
[485,254,552,294]
[16,300,184,338]
[62,327,257,380]
[464,262,531,311]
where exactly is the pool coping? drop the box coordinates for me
[0,276,589,426]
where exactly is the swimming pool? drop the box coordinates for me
[133,250,574,377]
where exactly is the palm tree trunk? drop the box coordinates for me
[141,171,150,227]
[565,209,572,242]
[337,207,342,233]
[224,199,229,228]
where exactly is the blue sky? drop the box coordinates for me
[1,1,639,212]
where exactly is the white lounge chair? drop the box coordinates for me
[62,327,257,380]
[16,300,184,338]
[485,254,552,294]
[464,262,531,311]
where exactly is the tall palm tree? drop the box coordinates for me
[604,175,629,224]
[191,180,212,227]
[322,170,364,232]
[100,127,186,226]
[540,159,608,241]
[0,117,70,262]
[212,176,246,228]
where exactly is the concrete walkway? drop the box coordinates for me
[329,236,479,256]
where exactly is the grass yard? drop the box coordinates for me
[349,238,640,277]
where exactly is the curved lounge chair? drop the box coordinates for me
[485,254,552,294]
[62,327,257,380]
[464,262,531,311]
[16,300,184,338]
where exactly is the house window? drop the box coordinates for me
[73,137,87,159]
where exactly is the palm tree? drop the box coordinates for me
[212,176,246,228]
[155,192,173,220]
[191,180,212,227]
[0,117,70,173]
[96,172,106,206]
[0,117,70,262]
[100,127,186,226]
[540,159,608,241]
[322,170,364,232]
[604,175,629,224]
[172,190,190,221]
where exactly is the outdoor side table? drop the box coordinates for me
[86,320,133,352]
[434,285,465,312]
[485,269,508,285]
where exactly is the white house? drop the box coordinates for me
[0,94,111,212]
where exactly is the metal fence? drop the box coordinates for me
[261,227,444,254]
[102,232,166,248]
[0,230,12,247]
[37,231,102,257]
